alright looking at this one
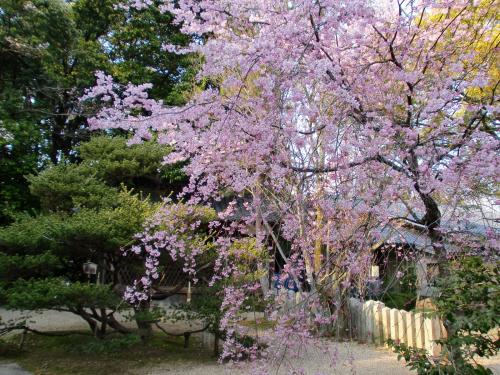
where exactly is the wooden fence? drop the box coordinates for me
[347,298,447,356]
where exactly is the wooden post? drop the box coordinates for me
[381,307,391,345]
[424,317,442,356]
[349,298,361,340]
[405,311,416,348]
[373,301,384,345]
[360,301,369,343]
[389,309,400,344]
[397,310,408,346]
[365,300,375,343]
[414,312,426,349]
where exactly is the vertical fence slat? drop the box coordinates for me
[414,312,426,349]
[349,298,360,340]
[389,309,400,344]
[366,300,376,343]
[381,307,391,345]
[405,311,416,348]
[346,298,445,355]
[424,316,442,356]
[356,299,363,342]
[397,310,407,345]
[360,301,369,343]
[373,301,384,346]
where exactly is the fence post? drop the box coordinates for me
[381,307,391,345]
[397,310,408,346]
[389,309,400,344]
[360,301,370,343]
[366,300,376,343]
[348,298,359,339]
[373,302,384,345]
[424,316,442,356]
[405,311,416,348]
[356,299,363,342]
[344,298,446,355]
[414,312,426,349]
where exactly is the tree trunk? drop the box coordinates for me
[134,303,153,341]
[77,308,101,338]
[107,314,132,334]
[99,308,107,336]
[254,183,270,297]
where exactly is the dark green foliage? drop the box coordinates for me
[0,0,196,339]
[26,135,187,214]
[0,189,154,257]
[173,284,224,334]
[382,265,417,310]
[0,121,42,225]
[0,252,61,285]
[390,341,494,375]
[0,0,195,343]
[391,257,499,374]
[0,213,66,256]
[436,258,499,344]
[0,0,109,164]
[76,135,187,195]
[0,0,198,222]
[86,0,201,105]
[0,136,167,336]
[5,279,122,312]
[28,164,120,212]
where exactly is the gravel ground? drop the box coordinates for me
[1,308,94,332]
[138,341,415,375]
[0,307,204,334]
[0,363,32,375]
[1,309,498,375]
[136,341,500,375]
[139,342,500,375]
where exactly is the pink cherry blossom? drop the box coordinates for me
[84,0,499,371]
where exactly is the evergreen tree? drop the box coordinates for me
[0,135,184,337]
[0,0,198,223]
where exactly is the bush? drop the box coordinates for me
[5,278,122,311]
[391,257,499,374]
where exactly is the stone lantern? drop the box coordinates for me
[83,260,97,283]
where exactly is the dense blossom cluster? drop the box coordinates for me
[123,201,216,304]
[85,0,499,371]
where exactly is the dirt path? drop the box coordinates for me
[1,309,498,375]
[139,340,500,375]
[139,341,415,375]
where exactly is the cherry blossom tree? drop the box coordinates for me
[83,0,499,371]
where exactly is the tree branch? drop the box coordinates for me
[291,155,412,178]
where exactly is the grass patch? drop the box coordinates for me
[0,331,214,375]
